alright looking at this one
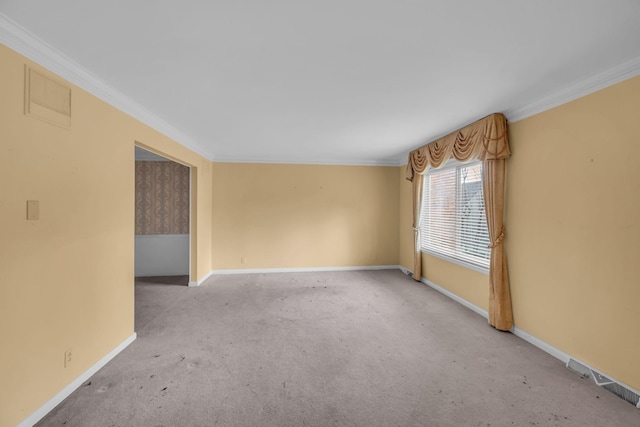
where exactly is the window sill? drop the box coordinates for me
[420,250,489,275]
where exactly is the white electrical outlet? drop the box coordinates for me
[64,349,73,368]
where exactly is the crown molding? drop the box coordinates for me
[505,54,640,122]
[211,155,405,167]
[0,13,215,160]
[8,12,638,164]
[387,155,408,167]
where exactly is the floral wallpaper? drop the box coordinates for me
[135,161,190,235]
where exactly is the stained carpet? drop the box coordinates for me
[36,270,638,426]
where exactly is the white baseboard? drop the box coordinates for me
[18,333,137,427]
[421,277,489,319]
[412,268,570,363]
[401,266,639,407]
[510,328,640,405]
[188,270,214,287]
[511,326,570,364]
[398,265,412,276]
[399,265,489,319]
[209,265,402,276]
[191,265,401,287]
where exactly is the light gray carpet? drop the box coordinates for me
[37,270,638,426]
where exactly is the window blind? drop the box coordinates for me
[420,160,490,270]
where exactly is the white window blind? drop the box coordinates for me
[420,160,490,271]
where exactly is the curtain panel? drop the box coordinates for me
[405,113,513,330]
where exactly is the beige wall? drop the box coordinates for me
[0,44,212,427]
[398,75,640,390]
[4,35,639,426]
[398,168,490,310]
[507,75,640,391]
[212,162,400,270]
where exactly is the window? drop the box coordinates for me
[420,160,490,272]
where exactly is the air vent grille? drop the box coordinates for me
[25,66,71,128]
[567,358,640,408]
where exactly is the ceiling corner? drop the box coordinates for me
[0,12,215,162]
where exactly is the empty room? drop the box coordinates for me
[1,1,639,426]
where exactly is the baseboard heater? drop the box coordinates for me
[401,268,640,409]
[566,358,640,408]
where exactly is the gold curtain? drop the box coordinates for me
[411,177,424,281]
[483,158,512,330]
[405,113,513,330]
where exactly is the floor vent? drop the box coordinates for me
[567,358,640,408]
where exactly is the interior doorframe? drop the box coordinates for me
[134,141,197,285]
[188,165,197,286]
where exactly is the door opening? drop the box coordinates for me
[133,146,191,285]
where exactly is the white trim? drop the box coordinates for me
[0,13,214,161]
[514,328,640,406]
[0,12,403,167]
[505,54,640,122]
[617,380,640,402]
[17,333,137,427]
[387,156,408,167]
[405,267,640,406]
[209,265,401,276]
[420,277,489,319]
[211,156,403,167]
[567,357,640,398]
[514,321,640,402]
[188,166,194,287]
[417,272,571,365]
[511,326,570,364]
[4,11,640,166]
[398,265,412,276]
[419,160,491,275]
[190,270,215,287]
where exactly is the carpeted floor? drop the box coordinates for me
[37,270,638,426]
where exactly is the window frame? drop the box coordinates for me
[419,159,490,275]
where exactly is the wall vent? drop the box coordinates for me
[567,358,640,408]
[25,65,71,128]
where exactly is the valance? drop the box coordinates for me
[405,112,513,331]
[406,113,510,181]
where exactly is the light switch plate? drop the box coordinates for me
[27,200,39,220]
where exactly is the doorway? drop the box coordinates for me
[134,146,191,286]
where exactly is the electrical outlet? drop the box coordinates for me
[240,257,246,264]
[64,349,73,368]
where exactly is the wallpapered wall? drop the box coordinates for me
[135,161,190,235]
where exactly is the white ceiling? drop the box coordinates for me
[2,1,640,165]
